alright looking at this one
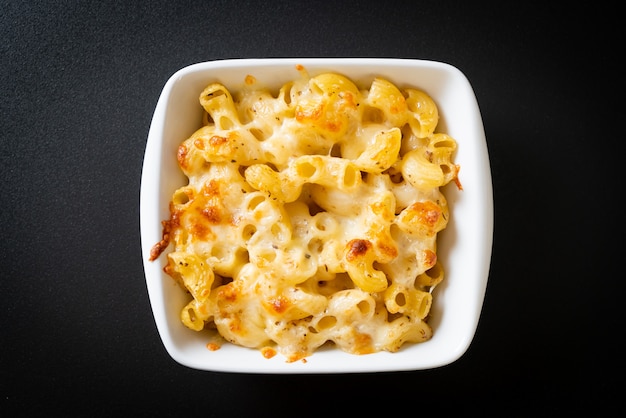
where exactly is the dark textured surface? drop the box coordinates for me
[1,1,619,414]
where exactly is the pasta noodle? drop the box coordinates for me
[150,65,461,362]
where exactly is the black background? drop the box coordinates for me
[1,1,620,415]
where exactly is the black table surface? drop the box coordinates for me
[1,1,620,415]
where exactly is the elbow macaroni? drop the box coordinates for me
[150,65,461,362]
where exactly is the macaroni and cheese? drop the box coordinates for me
[150,65,460,362]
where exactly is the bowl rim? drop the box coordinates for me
[140,57,493,373]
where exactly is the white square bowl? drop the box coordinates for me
[140,58,493,373]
